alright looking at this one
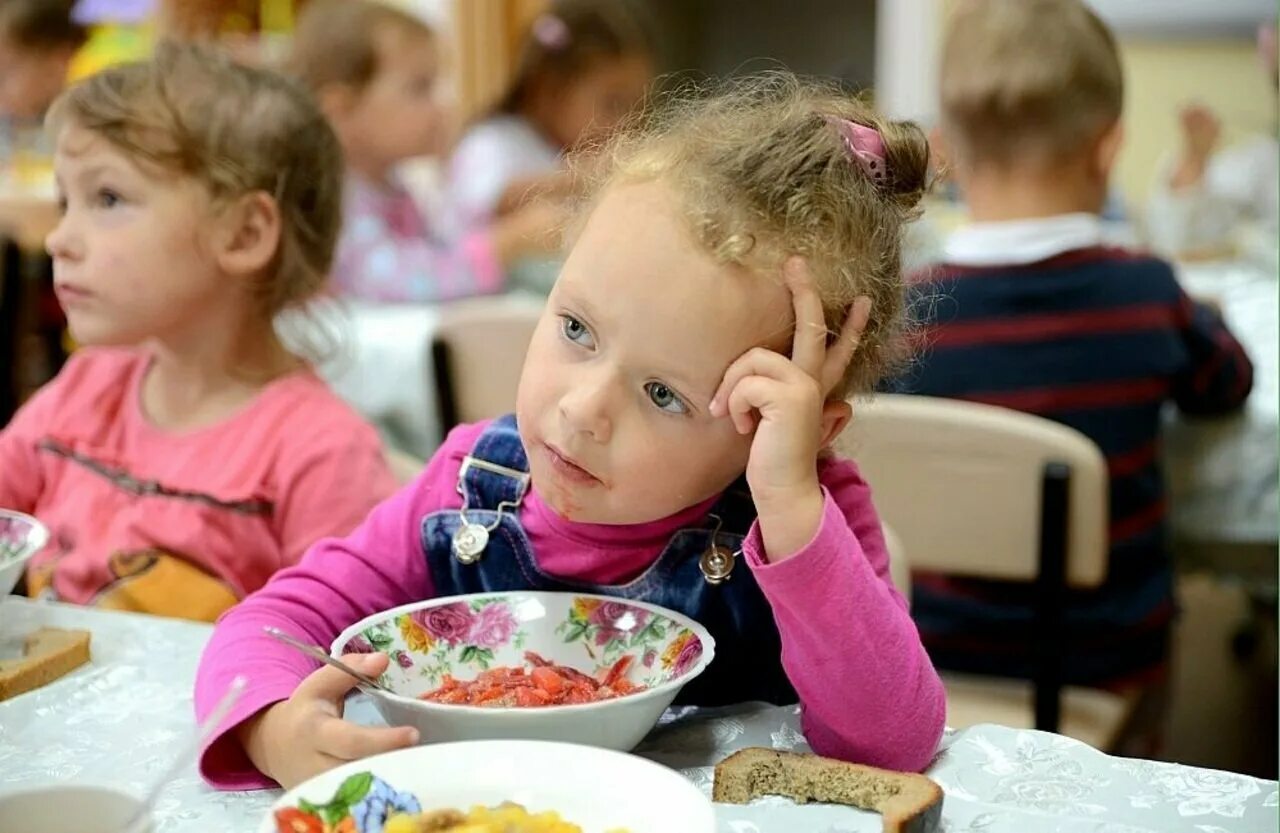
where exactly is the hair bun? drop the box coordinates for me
[879,119,931,213]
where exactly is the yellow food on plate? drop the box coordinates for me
[384,803,629,833]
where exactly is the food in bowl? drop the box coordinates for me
[273,772,633,833]
[420,651,643,707]
[330,592,715,751]
[261,740,716,833]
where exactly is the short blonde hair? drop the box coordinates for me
[583,73,930,396]
[940,0,1122,168]
[47,40,344,317]
[289,0,435,94]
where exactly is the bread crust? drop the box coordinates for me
[713,747,943,833]
[0,627,92,701]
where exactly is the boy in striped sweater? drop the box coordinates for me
[899,0,1253,697]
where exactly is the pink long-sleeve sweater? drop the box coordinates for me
[195,420,945,788]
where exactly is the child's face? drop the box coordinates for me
[516,180,793,524]
[544,53,652,150]
[45,125,231,347]
[340,28,447,173]
[0,38,73,119]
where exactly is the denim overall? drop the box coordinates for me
[420,415,797,707]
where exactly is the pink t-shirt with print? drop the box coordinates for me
[0,348,396,621]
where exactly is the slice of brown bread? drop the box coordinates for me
[0,627,92,701]
[713,747,943,833]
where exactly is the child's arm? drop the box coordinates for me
[0,377,62,512]
[709,259,945,770]
[194,425,481,790]
[742,459,946,773]
[1171,290,1254,415]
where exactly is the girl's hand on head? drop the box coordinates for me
[236,653,419,790]
[709,256,871,560]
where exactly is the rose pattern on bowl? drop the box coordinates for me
[0,511,47,564]
[338,595,705,694]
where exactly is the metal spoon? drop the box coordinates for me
[119,675,247,833]
[263,626,393,693]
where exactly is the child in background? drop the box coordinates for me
[897,0,1253,709]
[195,73,946,790]
[0,0,85,120]
[1146,23,1279,262]
[0,42,396,621]
[290,0,564,304]
[447,0,654,230]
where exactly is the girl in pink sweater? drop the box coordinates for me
[197,74,947,789]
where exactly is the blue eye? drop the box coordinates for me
[95,188,121,209]
[645,381,688,414]
[560,315,595,348]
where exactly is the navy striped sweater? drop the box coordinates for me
[892,246,1254,686]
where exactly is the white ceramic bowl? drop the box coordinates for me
[0,509,48,596]
[259,740,716,833]
[331,592,714,752]
[0,785,148,833]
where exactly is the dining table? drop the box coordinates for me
[1,597,1276,833]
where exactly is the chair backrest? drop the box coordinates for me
[836,394,1108,588]
[430,297,545,432]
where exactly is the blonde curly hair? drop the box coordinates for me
[576,72,931,396]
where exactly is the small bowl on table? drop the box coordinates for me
[330,591,714,752]
[0,509,48,596]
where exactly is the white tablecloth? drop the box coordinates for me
[1167,260,1279,550]
[1,599,1275,833]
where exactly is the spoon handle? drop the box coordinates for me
[263,626,389,691]
[119,675,246,833]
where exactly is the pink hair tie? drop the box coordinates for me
[533,14,571,50]
[824,115,889,187]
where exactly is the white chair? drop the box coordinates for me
[837,393,1137,750]
[430,297,545,433]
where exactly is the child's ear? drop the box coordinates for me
[1093,120,1124,179]
[818,398,853,451]
[215,191,282,278]
[318,84,360,124]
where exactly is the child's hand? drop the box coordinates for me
[1172,103,1222,189]
[1180,103,1221,164]
[237,653,419,789]
[709,257,871,560]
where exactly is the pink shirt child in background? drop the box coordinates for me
[291,1,563,305]
[0,350,392,620]
[0,44,396,620]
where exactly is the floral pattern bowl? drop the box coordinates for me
[0,510,48,597]
[259,739,716,833]
[330,592,715,752]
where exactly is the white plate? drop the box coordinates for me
[260,739,716,833]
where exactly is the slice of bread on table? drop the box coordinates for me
[713,747,943,833]
[0,627,91,701]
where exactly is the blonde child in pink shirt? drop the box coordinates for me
[0,42,396,621]
[197,73,946,792]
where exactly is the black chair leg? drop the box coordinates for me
[1034,461,1071,733]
